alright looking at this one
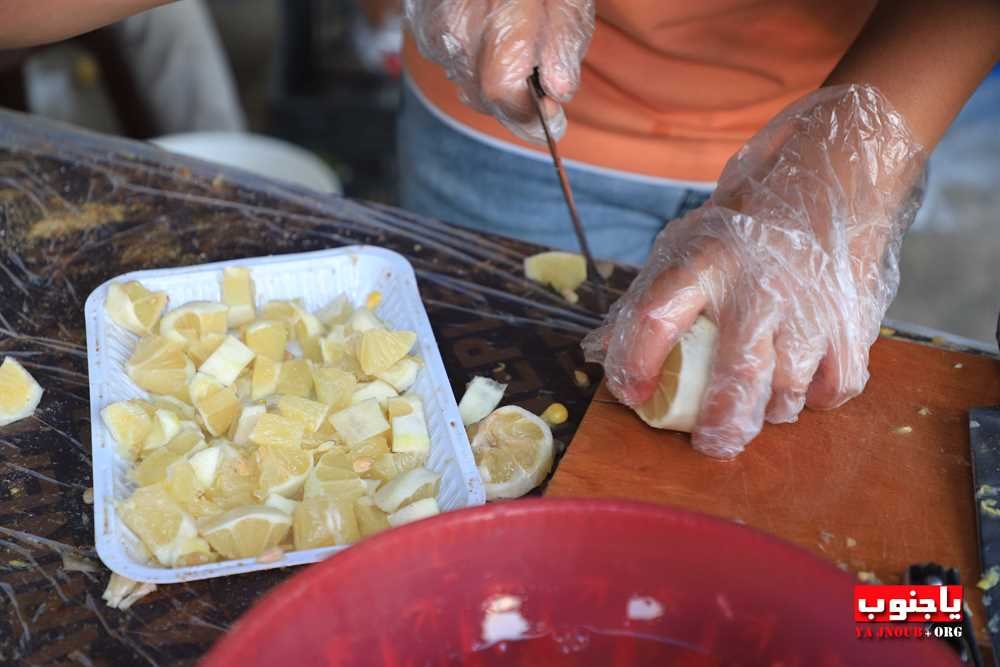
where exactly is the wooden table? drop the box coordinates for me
[548,335,1000,654]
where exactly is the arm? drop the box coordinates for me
[825,0,1000,148]
[0,0,170,48]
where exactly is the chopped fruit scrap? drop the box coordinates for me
[524,251,586,293]
[126,335,194,398]
[292,496,360,549]
[105,281,168,336]
[472,405,554,500]
[244,320,288,362]
[458,376,507,426]
[221,267,256,327]
[388,396,430,455]
[0,357,43,428]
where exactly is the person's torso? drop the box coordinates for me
[404,0,876,183]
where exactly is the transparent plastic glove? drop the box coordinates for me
[583,84,927,459]
[404,0,595,143]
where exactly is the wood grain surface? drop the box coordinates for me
[547,336,1000,650]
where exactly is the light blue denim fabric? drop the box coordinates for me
[397,80,713,266]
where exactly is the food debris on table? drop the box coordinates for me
[61,553,100,573]
[916,406,932,416]
[977,566,1000,591]
[981,498,1000,519]
[524,251,586,303]
[573,370,590,388]
[83,488,94,504]
[857,571,881,584]
[540,403,568,426]
[954,363,964,369]
[846,537,857,548]
[891,425,913,435]
[879,326,896,337]
[103,573,157,610]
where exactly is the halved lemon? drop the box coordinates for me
[105,281,168,336]
[199,506,292,560]
[126,335,194,398]
[159,302,228,347]
[0,357,43,428]
[292,496,359,549]
[117,484,198,566]
[472,405,554,500]
[358,329,416,375]
[634,316,718,433]
[256,444,313,498]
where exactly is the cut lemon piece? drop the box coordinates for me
[350,379,397,408]
[186,333,226,366]
[244,320,288,362]
[311,365,357,409]
[354,496,390,538]
[126,335,195,398]
[316,294,352,326]
[319,325,354,364]
[375,356,421,392]
[472,405,554,500]
[249,413,305,448]
[188,372,223,405]
[458,376,507,426]
[264,493,299,516]
[524,251,586,293]
[348,308,383,334]
[277,395,329,432]
[368,451,424,483]
[194,385,240,437]
[199,335,255,386]
[221,267,256,327]
[277,359,313,398]
[230,403,266,445]
[300,335,324,363]
[634,316,718,433]
[188,445,224,487]
[117,484,198,566]
[159,302,228,347]
[387,497,440,527]
[388,397,430,455]
[251,356,281,401]
[302,417,340,450]
[256,444,313,498]
[293,311,324,342]
[358,329,416,375]
[260,300,302,325]
[292,496,359,550]
[132,447,182,486]
[0,357,42,427]
[199,506,292,560]
[164,459,221,519]
[105,281,168,336]
[164,428,206,457]
[150,394,196,421]
[141,408,182,452]
[373,466,440,513]
[303,449,367,499]
[208,447,260,510]
[329,399,389,446]
[101,400,154,459]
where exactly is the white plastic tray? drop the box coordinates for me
[85,246,485,583]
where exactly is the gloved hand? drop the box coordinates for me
[583,84,927,459]
[404,0,595,143]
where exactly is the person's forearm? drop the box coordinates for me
[825,0,1000,149]
[0,0,170,48]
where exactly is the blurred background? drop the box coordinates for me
[0,0,996,344]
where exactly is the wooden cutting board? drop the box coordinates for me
[547,336,1000,649]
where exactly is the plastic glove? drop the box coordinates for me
[404,0,595,143]
[583,84,927,459]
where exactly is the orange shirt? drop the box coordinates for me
[404,0,875,183]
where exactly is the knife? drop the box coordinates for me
[526,69,608,313]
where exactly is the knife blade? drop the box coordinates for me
[526,69,608,313]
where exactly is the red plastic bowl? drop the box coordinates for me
[203,499,957,666]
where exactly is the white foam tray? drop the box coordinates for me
[85,246,485,583]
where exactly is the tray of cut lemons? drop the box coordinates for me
[85,247,486,583]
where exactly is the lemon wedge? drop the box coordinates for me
[159,302,228,347]
[292,496,360,549]
[0,357,43,428]
[472,405,554,500]
[105,281,168,336]
[126,335,194,398]
[256,444,313,498]
[221,267,256,328]
[117,484,198,566]
[244,320,288,361]
[634,316,718,433]
[358,329,416,375]
[199,506,292,560]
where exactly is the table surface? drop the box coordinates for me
[1,109,996,665]
[0,110,624,665]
